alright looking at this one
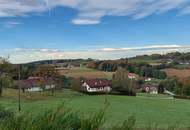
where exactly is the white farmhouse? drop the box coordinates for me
[19,77,55,92]
[82,79,112,93]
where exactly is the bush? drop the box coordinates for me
[71,78,83,92]
[80,110,105,130]
[110,116,136,130]
[112,68,136,96]
[0,106,14,120]
[174,95,190,100]
[0,105,190,130]
[0,104,105,130]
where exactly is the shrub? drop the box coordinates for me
[80,110,105,130]
[0,104,105,130]
[110,116,136,130]
[0,106,14,120]
[71,78,83,92]
[174,95,190,100]
[112,68,136,96]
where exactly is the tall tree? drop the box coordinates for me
[112,67,136,95]
[35,64,58,95]
[35,64,58,77]
[181,77,190,96]
[0,57,13,97]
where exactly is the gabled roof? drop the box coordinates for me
[84,79,111,88]
[19,77,54,89]
[128,73,137,77]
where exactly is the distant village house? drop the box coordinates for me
[145,78,152,82]
[128,73,137,79]
[19,77,55,92]
[142,84,158,94]
[82,79,112,93]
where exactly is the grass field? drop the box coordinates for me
[57,67,114,79]
[1,89,190,129]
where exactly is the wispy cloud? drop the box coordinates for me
[0,0,190,25]
[98,45,182,51]
[3,21,22,28]
[11,48,60,53]
[180,6,190,14]
[71,19,100,25]
[1,44,189,64]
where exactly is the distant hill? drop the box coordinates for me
[15,52,190,67]
[129,52,190,64]
[16,58,94,66]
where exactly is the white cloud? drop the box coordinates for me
[98,45,182,51]
[72,19,100,25]
[0,21,22,28]
[0,0,190,24]
[1,44,189,64]
[181,6,190,14]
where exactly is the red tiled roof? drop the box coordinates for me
[84,79,111,88]
[19,77,54,89]
[128,73,136,77]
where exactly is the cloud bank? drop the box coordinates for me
[0,0,190,24]
[1,44,189,64]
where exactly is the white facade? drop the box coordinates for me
[144,86,158,94]
[45,84,56,90]
[26,87,43,92]
[26,85,55,92]
[145,78,152,82]
[82,82,111,93]
[128,73,136,79]
[150,89,158,94]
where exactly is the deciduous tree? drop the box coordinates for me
[112,67,136,95]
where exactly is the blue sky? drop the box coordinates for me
[0,0,190,63]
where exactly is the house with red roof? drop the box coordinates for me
[19,77,55,92]
[142,84,158,94]
[82,79,112,93]
[128,73,137,79]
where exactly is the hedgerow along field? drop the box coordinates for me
[1,89,190,129]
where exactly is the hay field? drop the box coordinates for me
[57,67,114,79]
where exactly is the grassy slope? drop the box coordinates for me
[58,67,114,80]
[1,89,190,129]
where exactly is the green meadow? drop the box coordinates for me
[1,89,190,129]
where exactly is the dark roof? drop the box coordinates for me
[19,77,54,89]
[84,79,111,88]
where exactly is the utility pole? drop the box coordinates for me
[18,65,21,112]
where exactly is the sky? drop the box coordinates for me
[0,0,190,63]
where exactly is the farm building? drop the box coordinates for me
[145,78,152,82]
[142,84,158,94]
[128,73,137,79]
[82,79,112,93]
[19,77,55,92]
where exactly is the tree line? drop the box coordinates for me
[87,59,167,79]
[130,52,190,63]
[111,68,190,97]
[0,57,71,97]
